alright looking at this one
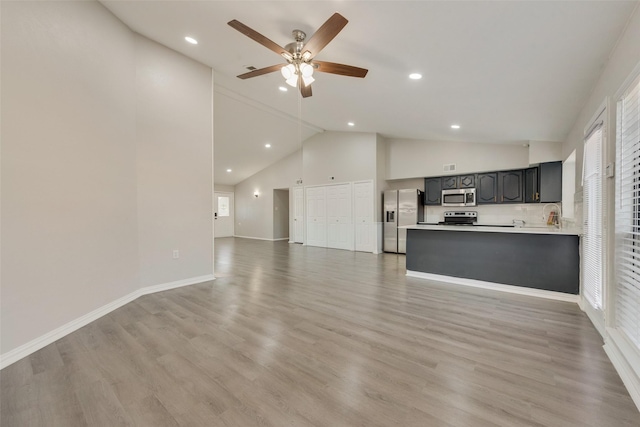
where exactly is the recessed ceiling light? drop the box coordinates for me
[451,124,461,129]
[409,73,422,80]
[184,36,198,45]
[265,143,271,148]
[278,86,288,92]
[347,122,355,127]
[226,168,232,172]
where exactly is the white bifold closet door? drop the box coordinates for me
[354,181,374,252]
[305,186,327,247]
[326,183,352,250]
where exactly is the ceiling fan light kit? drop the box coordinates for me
[228,13,368,98]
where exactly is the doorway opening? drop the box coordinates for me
[214,191,234,238]
[273,189,289,241]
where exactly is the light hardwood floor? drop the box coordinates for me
[2,237,639,426]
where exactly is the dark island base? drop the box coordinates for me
[406,228,579,294]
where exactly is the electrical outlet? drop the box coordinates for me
[173,249,179,259]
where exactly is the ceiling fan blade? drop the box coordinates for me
[301,13,348,58]
[313,61,368,78]
[299,76,312,98]
[228,20,292,60]
[237,64,286,79]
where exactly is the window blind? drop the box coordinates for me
[583,125,604,310]
[616,74,640,350]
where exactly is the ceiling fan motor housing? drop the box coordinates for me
[285,29,309,59]
[292,29,306,42]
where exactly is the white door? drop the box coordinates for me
[327,183,352,250]
[293,187,304,243]
[354,181,374,253]
[305,186,327,247]
[214,192,234,237]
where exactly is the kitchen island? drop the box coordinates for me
[404,224,581,298]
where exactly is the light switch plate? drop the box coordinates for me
[606,162,615,178]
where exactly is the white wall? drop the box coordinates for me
[1,1,139,355]
[561,5,640,409]
[562,151,577,221]
[235,132,541,240]
[303,131,377,186]
[528,140,563,165]
[562,7,640,173]
[1,1,213,357]
[214,184,235,193]
[135,35,213,287]
[375,134,387,223]
[234,131,381,240]
[386,138,530,180]
[234,150,302,239]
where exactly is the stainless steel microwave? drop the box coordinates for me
[442,188,476,207]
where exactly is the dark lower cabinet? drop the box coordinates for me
[477,173,498,203]
[406,228,579,294]
[539,161,562,202]
[424,177,442,205]
[499,170,524,203]
[525,167,539,203]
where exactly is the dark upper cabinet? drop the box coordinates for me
[424,177,442,205]
[423,162,560,206]
[523,162,562,203]
[442,174,475,189]
[458,174,476,188]
[477,173,498,204]
[441,176,457,189]
[524,167,539,203]
[498,170,524,203]
[539,161,562,203]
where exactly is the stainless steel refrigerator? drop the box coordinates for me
[383,189,424,254]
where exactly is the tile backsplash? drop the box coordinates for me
[425,203,568,227]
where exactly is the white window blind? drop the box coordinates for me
[583,124,604,310]
[615,74,640,350]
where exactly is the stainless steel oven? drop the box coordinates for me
[441,188,476,207]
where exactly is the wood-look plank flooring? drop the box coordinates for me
[2,237,639,426]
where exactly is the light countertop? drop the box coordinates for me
[402,224,582,236]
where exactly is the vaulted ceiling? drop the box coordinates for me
[101,1,638,185]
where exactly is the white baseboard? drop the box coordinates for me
[0,274,215,370]
[406,270,579,303]
[234,235,288,241]
[139,274,215,296]
[579,296,606,338]
[604,328,640,411]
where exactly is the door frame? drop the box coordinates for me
[291,186,304,244]
[214,191,235,238]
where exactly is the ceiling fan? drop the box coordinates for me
[228,13,368,98]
